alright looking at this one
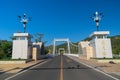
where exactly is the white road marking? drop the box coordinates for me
[79,61,119,80]
[67,55,119,80]
[5,60,51,80]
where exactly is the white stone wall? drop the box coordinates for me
[12,40,29,59]
[78,41,94,59]
[90,39,113,58]
[78,41,90,54]
[89,39,96,57]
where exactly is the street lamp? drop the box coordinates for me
[91,11,103,31]
[18,13,31,33]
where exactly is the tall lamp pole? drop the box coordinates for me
[18,13,31,33]
[91,11,103,31]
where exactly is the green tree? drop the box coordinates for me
[111,35,120,54]
[34,33,44,42]
[0,49,4,59]
[0,40,12,59]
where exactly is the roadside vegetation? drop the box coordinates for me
[110,35,120,55]
[0,40,12,59]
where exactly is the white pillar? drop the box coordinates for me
[67,40,70,54]
[12,33,32,59]
[53,40,56,55]
[89,31,113,58]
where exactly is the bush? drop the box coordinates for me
[0,40,12,59]
[0,50,4,59]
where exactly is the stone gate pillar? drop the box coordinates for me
[12,33,32,59]
[89,31,113,58]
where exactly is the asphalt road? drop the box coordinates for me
[5,55,118,80]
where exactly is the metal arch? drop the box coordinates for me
[53,38,70,55]
[54,38,69,42]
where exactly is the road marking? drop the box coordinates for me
[79,61,119,80]
[60,55,63,80]
[67,56,119,80]
[5,60,51,80]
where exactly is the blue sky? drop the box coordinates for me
[0,0,120,45]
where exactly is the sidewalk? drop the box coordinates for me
[67,55,120,79]
[0,59,46,80]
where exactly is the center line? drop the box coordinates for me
[60,55,63,80]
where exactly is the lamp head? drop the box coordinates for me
[95,11,98,16]
[23,13,26,17]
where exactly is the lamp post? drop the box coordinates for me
[91,11,103,31]
[18,13,31,33]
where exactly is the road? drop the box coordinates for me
[5,55,118,80]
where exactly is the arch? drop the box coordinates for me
[58,48,65,54]
[53,38,70,55]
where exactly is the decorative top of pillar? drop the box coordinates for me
[13,33,33,41]
[14,33,30,37]
[90,31,109,38]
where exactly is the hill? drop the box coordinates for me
[110,35,120,54]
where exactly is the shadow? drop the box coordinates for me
[0,71,5,75]
[30,67,91,70]
[17,65,91,71]
[43,54,54,59]
[0,67,19,75]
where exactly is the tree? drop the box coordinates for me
[111,35,120,54]
[0,49,4,59]
[82,37,92,41]
[0,40,12,59]
[34,33,44,42]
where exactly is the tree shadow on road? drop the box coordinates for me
[17,65,92,71]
